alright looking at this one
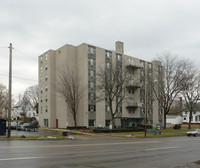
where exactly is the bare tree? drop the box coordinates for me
[57,67,85,128]
[24,85,39,114]
[0,83,8,118]
[96,61,132,128]
[180,63,200,129]
[153,52,190,128]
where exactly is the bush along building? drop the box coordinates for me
[38,41,164,128]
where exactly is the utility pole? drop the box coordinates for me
[7,43,13,138]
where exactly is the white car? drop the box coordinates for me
[187,129,200,137]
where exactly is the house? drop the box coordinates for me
[166,97,183,125]
[182,103,200,124]
[13,99,37,121]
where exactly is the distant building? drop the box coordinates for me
[182,103,200,124]
[38,41,164,128]
[13,99,37,120]
[167,97,183,125]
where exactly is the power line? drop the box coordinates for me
[14,48,38,62]
[0,73,38,82]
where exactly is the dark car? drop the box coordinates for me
[187,129,200,137]
[21,123,38,131]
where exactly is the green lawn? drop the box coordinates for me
[100,128,190,138]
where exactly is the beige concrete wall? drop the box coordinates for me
[95,47,106,127]
[54,45,77,128]
[76,43,89,127]
[38,50,56,128]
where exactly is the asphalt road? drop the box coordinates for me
[0,136,200,168]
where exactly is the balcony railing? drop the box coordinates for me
[127,81,141,88]
[126,102,142,108]
[126,62,141,70]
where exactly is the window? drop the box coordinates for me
[89,120,95,127]
[106,105,110,112]
[148,108,153,114]
[140,89,145,95]
[44,119,48,127]
[106,120,111,126]
[140,70,144,77]
[40,56,43,63]
[45,86,48,91]
[116,54,122,61]
[88,58,96,66]
[45,96,48,102]
[41,97,43,103]
[88,81,95,89]
[184,117,186,120]
[140,108,145,114]
[45,75,48,81]
[40,107,43,113]
[45,54,48,60]
[40,66,43,73]
[88,105,96,112]
[105,51,112,59]
[106,73,111,80]
[117,106,122,113]
[88,93,95,100]
[45,65,48,70]
[88,70,95,77]
[106,95,110,102]
[140,80,145,87]
[129,79,134,85]
[88,46,95,55]
[106,62,111,69]
[140,61,145,67]
[40,87,43,94]
[148,99,153,105]
[46,106,48,112]
[148,72,152,78]
[148,63,152,69]
[40,76,43,82]
[117,96,122,103]
[140,98,145,104]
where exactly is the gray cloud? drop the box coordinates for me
[1,0,200,97]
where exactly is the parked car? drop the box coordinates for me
[16,122,25,130]
[21,123,38,131]
[11,122,18,129]
[187,129,200,137]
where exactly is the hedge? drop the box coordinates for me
[93,127,145,133]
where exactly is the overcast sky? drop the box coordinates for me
[1,0,200,99]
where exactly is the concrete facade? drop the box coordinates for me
[38,42,163,128]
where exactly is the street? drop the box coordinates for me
[0,136,200,168]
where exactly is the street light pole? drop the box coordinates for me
[7,43,13,138]
[144,82,148,137]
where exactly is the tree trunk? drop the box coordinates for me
[188,111,192,129]
[164,114,167,129]
[74,115,77,129]
[111,114,116,128]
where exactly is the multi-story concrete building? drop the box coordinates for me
[38,41,163,128]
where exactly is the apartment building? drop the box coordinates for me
[38,41,163,128]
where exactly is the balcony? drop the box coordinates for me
[127,81,141,89]
[126,61,141,70]
[126,100,142,108]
